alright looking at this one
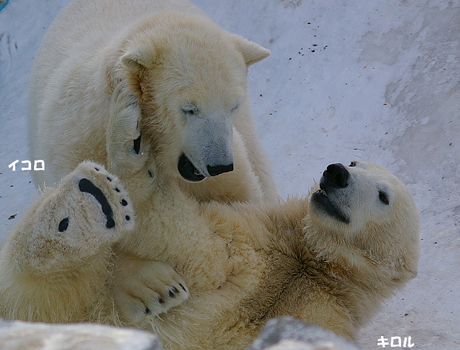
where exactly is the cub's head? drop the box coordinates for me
[113,13,270,183]
[13,162,134,272]
[307,161,420,283]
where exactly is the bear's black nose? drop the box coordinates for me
[321,163,349,190]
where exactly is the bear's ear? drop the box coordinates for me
[230,34,270,66]
[121,48,159,70]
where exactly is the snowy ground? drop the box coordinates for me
[1,0,459,349]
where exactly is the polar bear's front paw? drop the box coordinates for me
[114,257,189,322]
[61,161,135,246]
[107,83,148,177]
[16,161,135,272]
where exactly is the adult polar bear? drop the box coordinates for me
[28,0,277,204]
[0,91,420,349]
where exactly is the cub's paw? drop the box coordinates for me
[114,257,189,322]
[107,83,148,177]
[18,161,134,271]
[73,161,135,235]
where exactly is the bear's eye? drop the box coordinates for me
[182,102,200,116]
[378,191,389,205]
[349,161,357,167]
[58,217,70,232]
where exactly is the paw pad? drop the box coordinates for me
[73,161,135,233]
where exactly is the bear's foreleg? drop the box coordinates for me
[107,83,190,324]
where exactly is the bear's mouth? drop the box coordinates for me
[178,154,206,182]
[311,189,350,224]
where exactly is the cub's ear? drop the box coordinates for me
[121,48,159,70]
[230,34,270,66]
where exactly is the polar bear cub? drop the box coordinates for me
[0,86,421,350]
[28,0,277,204]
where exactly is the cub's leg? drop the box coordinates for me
[0,161,134,323]
[108,84,189,324]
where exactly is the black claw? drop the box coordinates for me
[115,187,120,192]
[133,134,141,154]
[168,290,176,298]
[121,199,128,206]
[172,286,179,294]
[158,297,165,304]
[107,176,112,182]
[125,215,130,221]
[179,283,187,292]
[145,307,151,315]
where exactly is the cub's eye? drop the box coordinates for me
[58,217,70,232]
[181,102,200,116]
[349,161,357,167]
[379,191,389,205]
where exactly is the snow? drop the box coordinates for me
[1,0,459,349]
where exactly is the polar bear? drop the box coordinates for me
[28,0,277,205]
[0,87,421,350]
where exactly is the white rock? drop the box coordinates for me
[0,318,163,350]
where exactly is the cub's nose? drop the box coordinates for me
[321,163,349,189]
[207,163,234,177]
